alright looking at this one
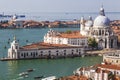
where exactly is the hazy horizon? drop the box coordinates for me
[0,0,120,13]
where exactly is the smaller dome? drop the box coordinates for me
[93,15,110,28]
[85,20,93,27]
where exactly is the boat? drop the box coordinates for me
[19,72,28,76]
[34,76,44,79]
[41,76,56,80]
[27,68,34,72]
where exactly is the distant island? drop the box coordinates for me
[0,15,80,29]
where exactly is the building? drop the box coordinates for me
[80,6,118,49]
[74,63,120,80]
[44,29,88,47]
[7,36,84,59]
[103,50,120,65]
[9,15,24,28]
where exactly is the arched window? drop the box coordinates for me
[48,51,51,54]
[27,53,28,56]
[36,52,38,56]
[64,53,66,56]
[56,50,59,52]
[41,51,43,53]
[99,29,101,35]
[40,54,43,56]
[56,53,58,56]
[31,52,32,56]
[21,53,23,56]
[64,50,66,52]
[79,52,81,55]
[116,60,118,63]
[24,53,26,58]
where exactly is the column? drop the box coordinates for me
[106,37,110,49]
[104,29,106,36]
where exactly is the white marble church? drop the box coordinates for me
[80,6,118,49]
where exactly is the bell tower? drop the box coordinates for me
[80,16,85,32]
[8,36,19,59]
[11,36,19,50]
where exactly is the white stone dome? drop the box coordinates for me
[85,20,93,27]
[93,15,110,28]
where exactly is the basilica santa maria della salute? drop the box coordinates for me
[5,6,118,60]
[80,6,118,49]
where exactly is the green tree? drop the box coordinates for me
[88,37,98,49]
[65,30,72,34]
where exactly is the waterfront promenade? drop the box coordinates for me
[1,49,117,61]
[86,49,117,55]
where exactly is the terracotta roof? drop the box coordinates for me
[54,31,86,38]
[98,64,120,70]
[21,42,82,50]
[60,75,88,80]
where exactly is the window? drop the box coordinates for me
[64,50,66,54]
[76,49,78,52]
[64,53,66,56]
[64,50,66,52]
[27,53,28,56]
[24,53,26,58]
[40,54,43,56]
[116,60,118,63]
[41,51,43,53]
[36,52,38,56]
[117,72,119,74]
[31,52,33,56]
[48,51,51,54]
[21,53,23,56]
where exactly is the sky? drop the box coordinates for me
[0,0,120,13]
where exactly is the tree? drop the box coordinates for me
[88,37,98,49]
[65,30,72,34]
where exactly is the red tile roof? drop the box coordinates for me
[21,42,82,50]
[55,31,86,39]
[98,64,120,70]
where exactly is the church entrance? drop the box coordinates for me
[99,39,104,49]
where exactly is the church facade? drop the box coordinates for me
[80,6,118,49]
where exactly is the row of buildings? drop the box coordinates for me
[74,50,120,80]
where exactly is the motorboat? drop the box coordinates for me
[34,76,44,79]
[19,72,28,76]
[27,68,35,72]
[41,76,56,80]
